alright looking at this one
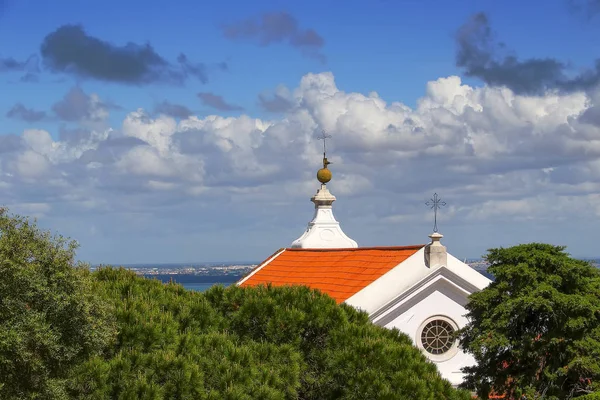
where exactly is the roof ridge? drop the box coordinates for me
[285,245,425,252]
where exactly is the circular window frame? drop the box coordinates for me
[416,315,460,363]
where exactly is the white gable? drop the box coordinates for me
[376,282,475,386]
[346,249,489,313]
[345,248,491,386]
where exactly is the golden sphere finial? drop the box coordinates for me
[317,156,332,184]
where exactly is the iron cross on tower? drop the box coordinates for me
[426,193,446,233]
[318,129,332,157]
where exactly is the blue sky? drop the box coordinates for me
[2,0,596,130]
[1,0,600,263]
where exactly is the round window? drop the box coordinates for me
[416,316,459,362]
[420,319,455,355]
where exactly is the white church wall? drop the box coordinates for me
[349,264,488,387]
[380,287,476,386]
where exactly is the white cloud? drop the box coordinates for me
[22,129,54,155]
[2,73,600,262]
[122,110,177,154]
[7,202,51,218]
[115,145,177,177]
[15,150,50,178]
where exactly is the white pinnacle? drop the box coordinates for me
[290,183,358,249]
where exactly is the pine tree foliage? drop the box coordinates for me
[0,208,470,399]
[579,394,600,400]
[0,209,115,400]
[459,243,600,399]
[71,268,471,399]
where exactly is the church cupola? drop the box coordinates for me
[291,137,357,249]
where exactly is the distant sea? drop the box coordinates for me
[104,258,600,292]
[92,261,256,292]
[143,274,242,292]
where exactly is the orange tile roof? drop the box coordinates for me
[239,245,424,303]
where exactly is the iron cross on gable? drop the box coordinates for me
[317,129,332,156]
[426,193,446,233]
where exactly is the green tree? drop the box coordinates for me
[0,208,115,400]
[458,243,600,399]
[76,268,471,399]
[0,206,471,399]
[204,283,470,399]
[72,267,301,399]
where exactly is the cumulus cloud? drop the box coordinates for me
[222,11,325,62]
[197,92,243,111]
[154,101,194,119]
[3,71,600,261]
[40,25,225,85]
[51,86,116,122]
[456,12,600,94]
[258,84,294,112]
[6,103,46,122]
[0,134,23,154]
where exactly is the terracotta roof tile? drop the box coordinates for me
[239,246,424,303]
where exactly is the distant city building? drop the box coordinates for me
[238,149,491,387]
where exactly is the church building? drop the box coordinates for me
[237,151,491,386]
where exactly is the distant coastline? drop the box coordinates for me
[91,258,600,291]
[91,262,258,291]
[91,262,257,277]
